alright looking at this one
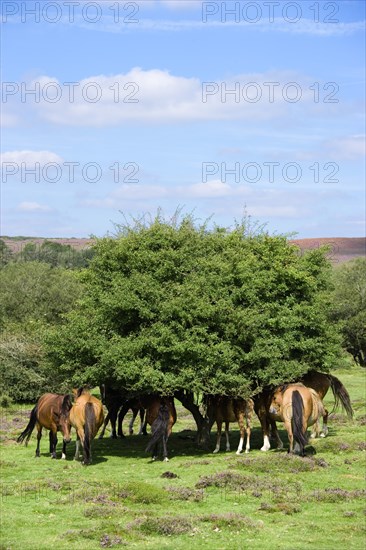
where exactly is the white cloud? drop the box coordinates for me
[324,135,365,160]
[26,68,328,126]
[1,150,63,166]
[158,0,202,9]
[0,111,20,128]
[18,201,52,212]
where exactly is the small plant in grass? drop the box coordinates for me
[138,516,194,536]
[100,534,127,547]
[310,488,366,502]
[199,512,262,529]
[119,481,167,504]
[165,486,204,501]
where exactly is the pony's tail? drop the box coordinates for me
[291,391,307,453]
[84,402,95,463]
[328,374,354,418]
[145,405,170,454]
[17,405,38,446]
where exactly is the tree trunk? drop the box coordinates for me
[174,390,214,450]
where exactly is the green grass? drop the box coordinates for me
[1,366,365,549]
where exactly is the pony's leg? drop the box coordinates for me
[139,409,146,435]
[50,430,58,459]
[129,407,139,435]
[271,420,283,449]
[61,439,68,459]
[98,412,110,439]
[213,421,222,453]
[285,419,294,453]
[245,406,252,454]
[35,424,42,457]
[162,433,169,462]
[259,413,271,451]
[49,431,53,454]
[225,422,231,451]
[321,408,329,437]
[117,404,128,438]
[236,413,245,455]
[74,432,82,460]
[110,410,118,439]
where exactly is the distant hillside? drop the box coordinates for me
[1,236,364,264]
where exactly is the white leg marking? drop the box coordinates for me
[261,435,271,452]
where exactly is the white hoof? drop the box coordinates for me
[61,453,66,460]
[320,433,326,438]
[236,450,241,455]
[164,457,169,462]
[245,449,250,454]
[213,449,219,454]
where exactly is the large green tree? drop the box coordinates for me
[331,257,366,367]
[47,216,340,440]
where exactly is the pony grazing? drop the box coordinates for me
[69,388,104,465]
[145,396,176,462]
[17,393,72,459]
[269,383,325,456]
[206,395,254,455]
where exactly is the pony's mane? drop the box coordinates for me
[76,387,90,398]
[61,394,72,415]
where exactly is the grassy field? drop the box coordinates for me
[1,366,365,550]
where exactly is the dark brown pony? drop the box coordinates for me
[206,395,254,455]
[98,386,147,439]
[17,393,72,459]
[117,397,147,437]
[269,384,325,456]
[98,385,125,439]
[69,388,104,465]
[255,370,353,451]
[145,396,176,462]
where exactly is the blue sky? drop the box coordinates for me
[1,0,365,237]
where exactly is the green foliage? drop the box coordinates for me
[0,261,82,327]
[331,258,366,367]
[47,214,339,394]
[0,239,13,267]
[0,325,48,401]
[0,262,83,401]
[0,239,95,269]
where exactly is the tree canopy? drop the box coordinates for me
[47,215,340,397]
[331,257,366,367]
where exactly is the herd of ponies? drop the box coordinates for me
[17,371,353,464]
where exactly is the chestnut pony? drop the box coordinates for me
[205,395,254,455]
[17,393,72,459]
[69,388,104,465]
[269,383,325,456]
[256,370,353,451]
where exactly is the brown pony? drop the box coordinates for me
[69,388,104,465]
[256,370,353,451]
[17,393,72,459]
[269,383,325,456]
[145,396,176,461]
[206,395,254,455]
[98,385,125,439]
[117,397,147,437]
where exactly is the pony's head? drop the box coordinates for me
[59,394,72,444]
[269,387,283,415]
